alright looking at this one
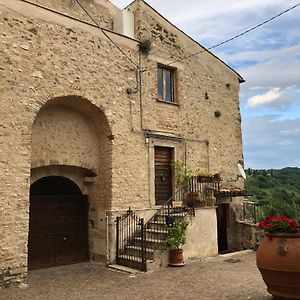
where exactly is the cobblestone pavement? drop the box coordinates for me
[1,251,273,300]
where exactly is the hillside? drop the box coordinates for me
[245,168,300,219]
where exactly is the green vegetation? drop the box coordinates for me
[245,167,300,220]
[163,221,189,250]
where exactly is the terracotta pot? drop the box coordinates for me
[197,176,212,183]
[169,249,185,267]
[256,233,300,299]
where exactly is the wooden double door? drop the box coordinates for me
[28,177,89,270]
[155,147,173,206]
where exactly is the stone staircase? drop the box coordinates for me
[116,206,190,272]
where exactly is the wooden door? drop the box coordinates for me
[155,147,173,205]
[217,203,229,253]
[28,177,89,270]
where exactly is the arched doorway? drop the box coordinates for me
[28,176,89,270]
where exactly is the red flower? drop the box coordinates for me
[259,215,300,234]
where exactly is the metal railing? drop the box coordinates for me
[116,208,146,271]
[243,200,300,224]
[142,177,220,254]
[115,177,220,271]
[143,189,190,251]
[187,176,220,207]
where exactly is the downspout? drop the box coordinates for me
[206,141,210,172]
[106,215,110,264]
[138,51,144,130]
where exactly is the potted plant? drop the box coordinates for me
[196,172,213,183]
[185,192,206,208]
[256,215,300,299]
[164,220,189,267]
[213,173,221,181]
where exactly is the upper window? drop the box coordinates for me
[157,65,177,103]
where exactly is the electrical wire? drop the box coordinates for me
[74,0,139,68]
[142,2,300,72]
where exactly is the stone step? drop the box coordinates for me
[147,220,166,229]
[117,255,146,272]
[133,237,164,250]
[124,245,155,260]
[108,264,140,274]
[145,228,168,240]
[154,213,185,223]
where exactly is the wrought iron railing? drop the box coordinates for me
[116,208,146,271]
[243,200,300,224]
[142,177,220,254]
[143,189,190,249]
[187,176,220,207]
[115,177,220,271]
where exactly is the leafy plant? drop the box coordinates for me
[138,39,152,55]
[196,171,213,178]
[163,221,189,250]
[171,160,193,189]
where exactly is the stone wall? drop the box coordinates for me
[32,104,100,171]
[128,0,244,183]
[0,2,139,287]
[29,0,119,29]
[0,0,244,287]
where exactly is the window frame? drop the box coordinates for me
[157,64,177,104]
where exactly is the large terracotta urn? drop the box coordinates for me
[256,233,300,299]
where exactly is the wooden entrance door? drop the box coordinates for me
[217,203,229,253]
[28,177,89,270]
[155,147,173,206]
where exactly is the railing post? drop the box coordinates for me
[140,218,146,271]
[254,203,257,224]
[116,216,120,262]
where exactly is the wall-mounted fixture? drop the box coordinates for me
[127,87,138,95]
[226,83,231,89]
[214,111,221,118]
[107,134,115,141]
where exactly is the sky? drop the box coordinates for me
[110,0,300,169]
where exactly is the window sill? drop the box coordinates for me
[156,98,180,107]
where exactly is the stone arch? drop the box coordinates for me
[30,95,112,265]
[30,175,82,196]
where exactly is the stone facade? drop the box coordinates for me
[0,0,244,288]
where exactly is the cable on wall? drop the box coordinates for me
[141,2,300,72]
[74,0,139,69]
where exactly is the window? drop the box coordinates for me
[157,65,176,103]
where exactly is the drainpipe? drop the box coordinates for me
[138,51,144,131]
[106,215,110,264]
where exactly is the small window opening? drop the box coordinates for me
[157,65,176,103]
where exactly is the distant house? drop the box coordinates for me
[0,0,246,288]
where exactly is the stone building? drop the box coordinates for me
[0,0,246,287]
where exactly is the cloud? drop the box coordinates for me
[220,44,300,66]
[243,115,300,168]
[238,55,300,89]
[247,88,282,108]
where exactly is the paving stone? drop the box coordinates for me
[1,252,272,300]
